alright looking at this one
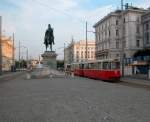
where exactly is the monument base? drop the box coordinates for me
[41,51,57,70]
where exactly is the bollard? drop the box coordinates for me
[26,73,31,80]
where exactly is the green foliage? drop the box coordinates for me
[15,60,27,69]
[57,60,64,69]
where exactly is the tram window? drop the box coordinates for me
[84,64,89,69]
[97,62,101,69]
[79,64,84,69]
[111,62,120,69]
[103,62,110,69]
[89,63,93,69]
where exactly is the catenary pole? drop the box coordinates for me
[19,41,21,69]
[121,0,125,77]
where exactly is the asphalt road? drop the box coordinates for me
[0,76,150,122]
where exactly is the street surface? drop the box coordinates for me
[0,76,150,122]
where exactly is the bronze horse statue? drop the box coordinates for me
[44,24,55,51]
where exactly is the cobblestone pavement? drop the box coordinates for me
[0,76,150,122]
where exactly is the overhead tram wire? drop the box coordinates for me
[33,0,71,17]
[32,0,90,24]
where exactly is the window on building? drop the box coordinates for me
[116,20,119,25]
[76,51,79,59]
[146,23,149,31]
[116,40,119,48]
[137,17,140,22]
[81,51,83,58]
[99,34,100,41]
[146,33,150,44]
[116,29,119,36]
[136,40,140,47]
[109,30,111,37]
[123,41,126,48]
[136,25,140,34]
[91,51,94,58]
[88,51,90,58]
[124,18,126,23]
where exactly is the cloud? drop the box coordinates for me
[134,0,150,9]
[4,0,143,59]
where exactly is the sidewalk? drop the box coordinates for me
[0,71,25,81]
[120,75,150,86]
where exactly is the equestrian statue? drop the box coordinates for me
[44,24,55,51]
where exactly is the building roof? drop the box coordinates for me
[93,10,121,28]
[93,6,146,28]
[65,40,95,49]
[75,40,95,45]
[142,9,150,19]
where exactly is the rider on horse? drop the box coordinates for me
[44,24,55,51]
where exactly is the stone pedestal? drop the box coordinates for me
[41,51,57,69]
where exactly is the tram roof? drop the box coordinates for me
[71,59,116,65]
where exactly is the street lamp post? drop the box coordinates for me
[64,43,66,69]
[18,41,21,69]
[86,21,88,61]
[17,42,29,69]
[22,46,28,68]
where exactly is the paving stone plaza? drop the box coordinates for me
[0,75,150,122]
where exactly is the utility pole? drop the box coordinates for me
[121,0,125,77]
[0,16,2,75]
[86,21,88,61]
[12,33,15,66]
[26,48,28,68]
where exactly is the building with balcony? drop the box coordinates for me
[94,6,146,65]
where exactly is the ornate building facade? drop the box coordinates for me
[142,9,150,49]
[1,36,14,71]
[64,40,95,67]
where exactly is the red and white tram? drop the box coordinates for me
[72,59,121,81]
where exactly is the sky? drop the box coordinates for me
[0,0,150,60]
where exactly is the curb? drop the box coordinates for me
[120,78,150,87]
[0,72,25,82]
